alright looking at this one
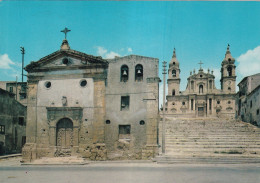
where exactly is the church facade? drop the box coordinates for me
[166,45,236,118]
[22,35,159,162]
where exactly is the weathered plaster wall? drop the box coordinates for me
[105,55,159,159]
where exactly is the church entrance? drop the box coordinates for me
[198,107,204,117]
[56,118,73,148]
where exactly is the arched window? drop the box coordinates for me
[191,81,194,90]
[227,66,232,76]
[172,89,175,96]
[135,64,143,81]
[209,80,212,89]
[172,70,176,77]
[199,85,203,94]
[121,65,129,82]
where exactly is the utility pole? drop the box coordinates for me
[162,61,167,155]
[20,47,25,82]
[15,76,18,100]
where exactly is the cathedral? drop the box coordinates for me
[166,45,236,118]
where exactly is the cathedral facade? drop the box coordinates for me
[22,36,159,162]
[166,45,236,118]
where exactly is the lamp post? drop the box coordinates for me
[162,61,167,155]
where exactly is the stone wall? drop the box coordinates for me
[105,55,159,160]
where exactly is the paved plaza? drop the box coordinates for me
[0,158,260,183]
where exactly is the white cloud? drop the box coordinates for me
[0,54,15,69]
[96,46,121,59]
[237,46,260,77]
[97,46,107,56]
[105,51,120,59]
[127,47,133,53]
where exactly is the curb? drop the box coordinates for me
[0,154,22,160]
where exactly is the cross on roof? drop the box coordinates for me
[61,27,71,39]
[198,60,203,69]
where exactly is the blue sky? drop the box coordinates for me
[1,1,260,105]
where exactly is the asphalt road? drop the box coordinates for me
[0,163,260,183]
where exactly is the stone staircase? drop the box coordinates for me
[156,117,260,163]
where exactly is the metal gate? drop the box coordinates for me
[56,118,73,148]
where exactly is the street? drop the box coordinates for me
[0,158,260,183]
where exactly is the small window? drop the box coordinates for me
[182,101,185,105]
[121,96,130,111]
[227,66,232,76]
[200,75,203,78]
[173,62,175,65]
[172,102,175,105]
[257,109,259,115]
[0,125,5,134]
[119,125,131,139]
[228,101,231,104]
[228,87,231,91]
[121,65,129,82]
[18,117,25,126]
[106,120,111,124]
[45,81,51,89]
[119,125,130,134]
[217,100,220,104]
[250,101,252,108]
[172,89,175,96]
[191,99,194,110]
[135,64,143,82]
[20,93,27,100]
[62,58,69,65]
[139,120,145,125]
[80,79,87,87]
[172,70,176,77]
[9,87,13,93]
[228,58,231,62]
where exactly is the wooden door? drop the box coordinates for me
[56,118,73,148]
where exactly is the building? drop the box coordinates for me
[22,37,159,162]
[0,81,27,106]
[166,45,236,118]
[0,89,26,155]
[105,55,160,159]
[236,73,260,125]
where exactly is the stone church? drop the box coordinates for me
[166,45,236,118]
[22,33,159,162]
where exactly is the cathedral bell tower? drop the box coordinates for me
[167,48,180,96]
[220,44,236,93]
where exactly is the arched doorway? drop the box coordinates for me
[56,118,73,148]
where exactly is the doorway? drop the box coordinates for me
[56,118,73,148]
[198,107,204,117]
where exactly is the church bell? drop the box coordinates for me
[123,70,127,76]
